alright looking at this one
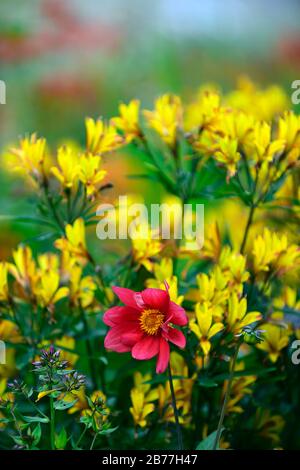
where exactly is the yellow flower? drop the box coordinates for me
[78,153,107,198]
[8,133,48,183]
[218,246,249,295]
[130,388,155,428]
[200,222,222,262]
[111,100,140,142]
[255,409,285,445]
[276,111,300,168]
[143,94,182,147]
[225,76,288,121]
[35,270,69,308]
[0,319,22,344]
[190,302,224,355]
[214,136,240,179]
[245,121,285,164]
[226,294,261,334]
[51,146,79,189]
[184,90,221,133]
[55,218,88,263]
[69,264,97,308]
[252,228,300,277]
[257,323,289,363]
[0,262,9,302]
[81,390,110,429]
[146,258,184,304]
[131,225,162,272]
[85,117,124,155]
[8,245,38,292]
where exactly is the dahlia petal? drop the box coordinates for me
[165,327,186,348]
[104,326,131,352]
[112,286,141,309]
[167,301,188,326]
[103,306,139,326]
[121,329,143,347]
[156,337,170,374]
[141,288,170,312]
[132,336,160,360]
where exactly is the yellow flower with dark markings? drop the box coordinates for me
[9,133,48,183]
[257,323,290,363]
[78,153,107,198]
[144,94,182,147]
[55,218,88,263]
[226,294,262,334]
[112,99,141,142]
[69,264,97,308]
[51,146,79,189]
[85,117,124,155]
[252,228,300,277]
[35,270,69,308]
[214,136,240,179]
[190,302,224,355]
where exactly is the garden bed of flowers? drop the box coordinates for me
[0,78,299,450]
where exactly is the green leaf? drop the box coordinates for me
[23,415,49,424]
[196,428,224,450]
[32,423,42,446]
[55,428,67,450]
[198,377,218,388]
[54,399,78,410]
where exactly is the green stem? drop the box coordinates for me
[90,432,98,450]
[168,363,183,450]
[50,396,55,450]
[80,305,99,390]
[240,204,255,254]
[213,338,242,450]
[75,426,88,449]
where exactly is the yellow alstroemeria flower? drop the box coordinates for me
[143,94,182,147]
[130,388,155,428]
[69,264,97,308]
[51,146,80,189]
[184,90,221,133]
[9,133,48,183]
[78,153,107,198]
[218,246,249,295]
[226,294,262,334]
[131,225,162,272]
[146,258,184,304]
[81,390,110,429]
[252,228,300,277]
[8,245,38,291]
[245,121,285,164]
[277,111,300,154]
[35,270,69,308]
[111,99,141,143]
[214,136,241,179]
[190,302,224,355]
[55,218,88,263]
[257,323,289,363]
[85,117,124,155]
[255,409,285,445]
[0,262,9,302]
[0,319,22,344]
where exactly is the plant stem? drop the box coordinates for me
[49,396,55,450]
[80,305,99,390]
[240,204,255,254]
[213,338,242,450]
[90,432,98,450]
[75,426,88,449]
[168,363,183,450]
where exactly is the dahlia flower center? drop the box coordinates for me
[140,309,165,335]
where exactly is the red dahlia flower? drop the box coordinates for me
[103,285,188,373]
